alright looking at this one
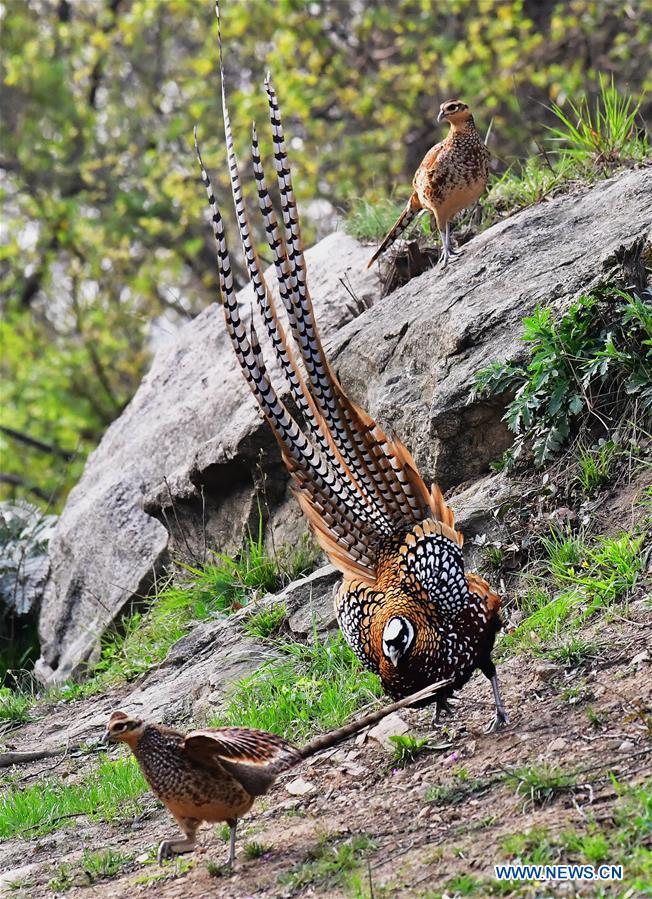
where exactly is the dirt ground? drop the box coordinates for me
[1,604,650,899]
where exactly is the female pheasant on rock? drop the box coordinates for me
[194,2,507,731]
[367,100,490,269]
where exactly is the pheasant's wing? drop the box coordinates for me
[183,727,301,797]
[414,139,445,183]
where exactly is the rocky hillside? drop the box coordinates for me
[1,166,650,899]
[36,166,651,685]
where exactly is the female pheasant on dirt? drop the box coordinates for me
[194,2,508,730]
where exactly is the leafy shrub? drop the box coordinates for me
[471,288,652,466]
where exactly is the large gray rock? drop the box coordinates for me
[36,234,377,684]
[36,168,652,684]
[333,167,652,490]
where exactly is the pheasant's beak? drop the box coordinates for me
[437,109,446,123]
[387,647,401,668]
[100,730,112,744]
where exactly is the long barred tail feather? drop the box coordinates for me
[196,1,462,581]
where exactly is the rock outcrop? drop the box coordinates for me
[36,167,652,684]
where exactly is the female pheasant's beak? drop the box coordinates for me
[437,109,446,123]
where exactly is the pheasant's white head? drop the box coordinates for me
[382,616,415,667]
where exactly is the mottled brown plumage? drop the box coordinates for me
[103,681,450,867]
[368,100,490,268]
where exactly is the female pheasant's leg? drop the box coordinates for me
[226,819,238,869]
[446,222,462,257]
[157,816,200,864]
[438,228,450,268]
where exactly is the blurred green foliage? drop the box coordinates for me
[1,0,650,507]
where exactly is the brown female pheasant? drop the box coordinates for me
[103,682,448,867]
[367,100,490,268]
[194,2,507,731]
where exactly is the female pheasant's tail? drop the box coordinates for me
[296,678,451,761]
[366,193,423,269]
[194,2,462,582]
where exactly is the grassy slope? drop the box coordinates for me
[1,79,651,899]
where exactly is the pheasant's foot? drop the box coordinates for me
[485,706,510,733]
[433,697,457,724]
[157,838,196,864]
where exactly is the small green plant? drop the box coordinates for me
[48,862,74,893]
[443,873,480,896]
[79,848,132,882]
[501,827,557,865]
[471,288,652,466]
[506,530,643,652]
[547,74,650,168]
[243,603,286,640]
[506,763,578,808]
[244,840,271,859]
[544,635,599,668]
[388,733,430,765]
[213,630,381,742]
[278,834,375,892]
[426,773,487,806]
[575,441,620,494]
[585,705,607,729]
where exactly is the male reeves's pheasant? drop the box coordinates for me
[103,684,448,867]
[368,100,490,269]
[194,12,507,730]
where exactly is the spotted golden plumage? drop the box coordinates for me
[368,100,490,268]
[194,2,507,736]
[103,683,449,866]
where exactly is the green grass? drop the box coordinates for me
[244,840,272,859]
[212,629,381,742]
[243,603,287,639]
[506,530,644,652]
[0,684,33,724]
[575,441,621,494]
[46,530,318,703]
[547,74,650,169]
[426,771,488,807]
[499,780,652,894]
[544,635,600,668]
[48,849,133,892]
[277,834,375,893]
[505,763,579,808]
[0,756,147,839]
[345,197,417,242]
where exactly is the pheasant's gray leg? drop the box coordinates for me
[486,673,509,732]
[438,228,450,268]
[226,819,237,869]
[157,816,199,864]
[447,222,462,256]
